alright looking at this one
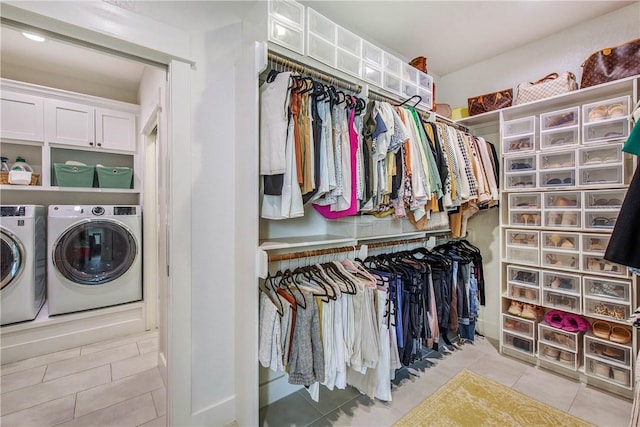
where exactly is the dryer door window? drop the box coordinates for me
[1,230,24,290]
[53,220,137,286]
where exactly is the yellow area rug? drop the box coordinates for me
[394,369,593,427]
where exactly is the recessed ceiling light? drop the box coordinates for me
[22,32,46,42]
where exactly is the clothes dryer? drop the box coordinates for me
[47,205,142,315]
[1,205,46,325]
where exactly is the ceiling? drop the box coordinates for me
[0,0,635,97]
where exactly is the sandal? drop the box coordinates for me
[592,320,612,339]
[547,234,562,247]
[588,105,608,121]
[608,103,625,118]
[521,304,538,320]
[610,326,631,344]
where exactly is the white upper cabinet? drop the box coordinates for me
[96,108,137,152]
[1,91,44,142]
[45,99,136,153]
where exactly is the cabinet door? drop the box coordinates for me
[1,91,44,141]
[96,108,136,152]
[44,99,95,147]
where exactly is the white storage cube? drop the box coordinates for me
[584,297,630,322]
[507,265,540,287]
[510,210,541,227]
[506,247,539,265]
[362,41,383,66]
[579,143,623,166]
[539,150,576,170]
[362,63,382,85]
[579,164,623,186]
[418,88,433,110]
[336,50,361,77]
[336,26,361,55]
[583,96,630,124]
[582,254,627,277]
[541,231,579,252]
[505,154,536,172]
[541,270,580,294]
[505,171,536,190]
[503,331,535,355]
[506,229,539,248]
[543,289,581,313]
[307,8,335,42]
[402,82,419,98]
[539,169,575,188]
[584,210,618,231]
[325,215,404,239]
[584,189,625,209]
[539,341,579,370]
[586,357,632,388]
[583,119,629,144]
[503,134,535,154]
[582,233,611,254]
[270,19,304,54]
[383,72,401,94]
[543,210,580,228]
[539,323,580,352]
[583,276,630,303]
[383,53,402,76]
[503,313,536,338]
[543,191,580,209]
[542,250,578,271]
[308,33,336,67]
[541,106,579,131]
[585,335,631,367]
[504,116,535,137]
[509,193,541,210]
[508,282,540,304]
[270,0,305,28]
[402,62,418,84]
[540,127,579,150]
[418,71,433,91]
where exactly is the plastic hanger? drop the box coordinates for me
[395,94,422,108]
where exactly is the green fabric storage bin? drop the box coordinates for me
[96,166,133,189]
[54,163,95,187]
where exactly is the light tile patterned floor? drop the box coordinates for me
[1,332,632,426]
[261,337,634,427]
[0,330,165,427]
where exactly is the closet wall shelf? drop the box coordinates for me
[258,235,357,251]
[0,185,140,194]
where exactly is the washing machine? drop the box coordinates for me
[1,205,47,325]
[47,205,142,315]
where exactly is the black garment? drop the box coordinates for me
[487,141,500,189]
[605,165,640,268]
[264,174,284,195]
[361,102,377,206]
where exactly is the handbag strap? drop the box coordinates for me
[532,73,559,84]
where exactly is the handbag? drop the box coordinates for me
[515,72,578,105]
[580,38,640,89]
[467,89,513,116]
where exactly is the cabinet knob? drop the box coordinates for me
[89,142,94,146]
[97,143,102,147]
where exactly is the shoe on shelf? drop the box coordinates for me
[592,320,612,340]
[508,300,523,316]
[610,326,632,344]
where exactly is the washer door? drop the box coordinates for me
[53,220,137,286]
[1,229,25,290]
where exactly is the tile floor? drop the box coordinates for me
[260,337,633,427]
[0,330,165,427]
[1,332,632,426]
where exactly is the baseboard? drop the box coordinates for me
[259,373,303,407]
[1,302,145,363]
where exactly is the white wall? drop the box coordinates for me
[438,3,640,108]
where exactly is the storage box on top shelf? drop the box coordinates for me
[325,214,404,238]
[582,95,631,145]
[503,116,536,137]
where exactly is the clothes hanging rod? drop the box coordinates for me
[268,245,362,262]
[368,88,469,133]
[366,231,452,250]
[267,51,362,94]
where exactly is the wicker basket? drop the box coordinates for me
[0,171,40,185]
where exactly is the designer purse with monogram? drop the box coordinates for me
[467,88,513,116]
[581,38,640,89]
[515,72,578,105]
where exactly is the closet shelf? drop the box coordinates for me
[0,185,140,194]
[258,235,357,251]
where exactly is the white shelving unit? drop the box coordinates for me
[459,75,639,398]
